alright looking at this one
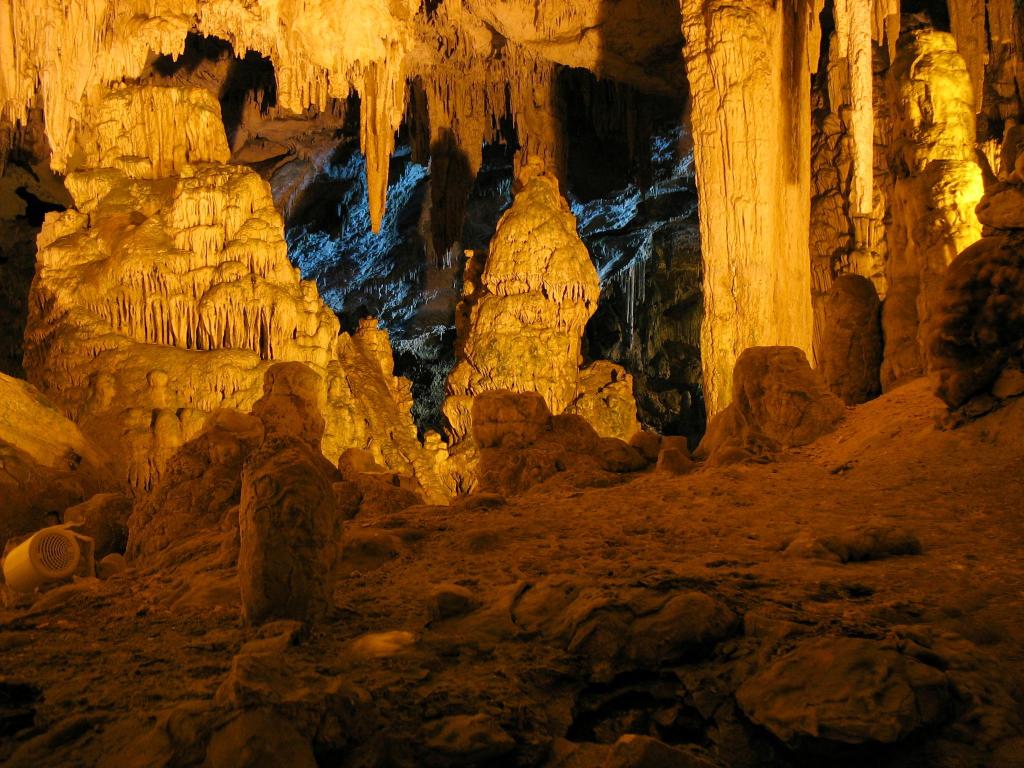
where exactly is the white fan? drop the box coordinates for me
[2,524,95,593]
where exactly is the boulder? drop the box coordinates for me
[472,397,645,496]
[629,432,663,463]
[698,347,845,462]
[0,373,112,549]
[736,637,950,745]
[127,410,265,561]
[976,183,1024,229]
[818,526,922,563]
[624,592,739,666]
[928,234,1024,408]
[656,448,694,476]
[422,713,516,764]
[568,361,642,442]
[472,390,552,449]
[251,362,326,448]
[820,274,882,405]
[97,553,127,579]
[238,437,342,624]
[428,583,481,622]
[63,493,131,557]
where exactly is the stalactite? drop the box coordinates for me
[359,56,408,234]
[948,0,988,113]
[0,0,419,174]
[833,0,874,223]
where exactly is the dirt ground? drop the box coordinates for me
[2,378,1023,767]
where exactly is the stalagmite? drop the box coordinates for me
[443,164,638,444]
[681,0,821,415]
[883,30,984,389]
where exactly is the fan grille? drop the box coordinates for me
[34,531,77,575]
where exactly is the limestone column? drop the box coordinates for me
[681,0,821,415]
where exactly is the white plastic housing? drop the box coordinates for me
[2,526,81,592]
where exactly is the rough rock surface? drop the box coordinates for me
[444,169,637,443]
[0,373,111,548]
[820,274,883,405]
[928,233,1024,408]
[2,381,1024,766]
[568,361,642,443]
[471,390,647,497]
[698,347,846,463]
[62,493,132,558]
[239,363,343,624]
[239,437,341,625]
[737,636,950,745]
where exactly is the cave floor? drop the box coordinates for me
[2,379,1024,767]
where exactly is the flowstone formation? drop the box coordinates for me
[24,85,445,500]
[444,168,640,445]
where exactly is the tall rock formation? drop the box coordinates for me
[681,0,821,415]
[444,166,639,444]
[883,30,983,389]
[24,85,445,500]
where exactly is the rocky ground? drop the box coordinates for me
[1,378,1023,767]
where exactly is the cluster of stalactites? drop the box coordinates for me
[404,10,566,256]
[0,0,418,232]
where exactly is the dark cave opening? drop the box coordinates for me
[274,64,703,439]
[901,0,952,31]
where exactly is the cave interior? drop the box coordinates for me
[0,0,1023,766]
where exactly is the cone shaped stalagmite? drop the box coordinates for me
[444,164,639,444]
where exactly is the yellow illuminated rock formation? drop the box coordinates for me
[0,0,416,231]
[884,30,983,389]
[444,168,639,444]
[681,0,820,416]
[24,85,445,500]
